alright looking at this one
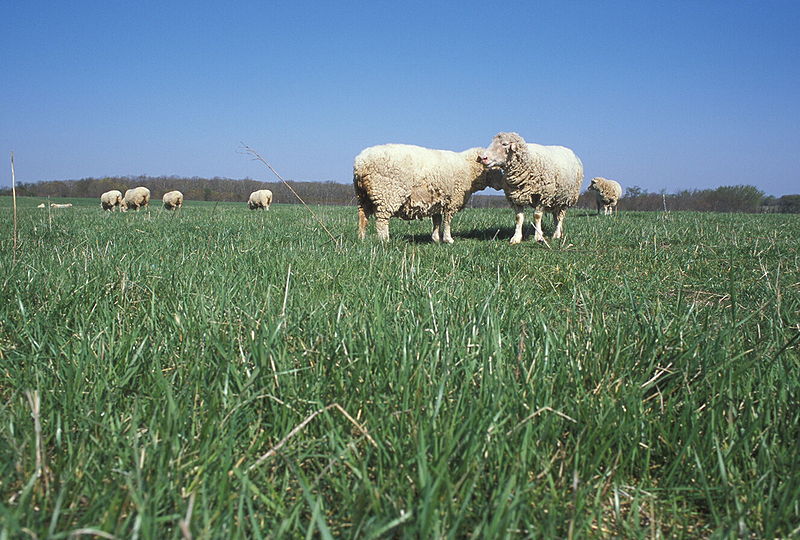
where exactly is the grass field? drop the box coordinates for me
[1,196,799,538]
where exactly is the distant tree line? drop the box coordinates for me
[3,176,798,213]
[576,184,800,214]
[5,175,358,206]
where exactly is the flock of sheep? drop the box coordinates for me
[354,131,623,243]
[98,187,185,212]
[89,131,621,245]
[96,187,274,212]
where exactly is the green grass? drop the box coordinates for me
[1,196,799,538]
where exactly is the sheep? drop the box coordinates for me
[248,189,273,210]
[479,132,583,244]
[50,203,73,208]
[124,187,151,211]
[587,177,622,215]
[37,203,46,208]
[353,144,502,243]
[100,190,126,211]
[162,190,184,210]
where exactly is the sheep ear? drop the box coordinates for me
[509,141,518,152]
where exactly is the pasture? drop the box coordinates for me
[1,196,798,538]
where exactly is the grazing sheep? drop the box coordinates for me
[124,187,150,211]
[248,189,273,210]
[480,132,583,244]
[162,190,184,210]
[50,203,73,208]
[37,203,46,208]
[100,190,126,211]
[587,177,622,215]
[353,144,502,243]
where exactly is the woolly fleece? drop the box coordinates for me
[588,177,623,215]
[100,190,126,211]
[353,144,501,243]
[481,132,583,243]
[162,190,184,210]
[248,189,273,210]
[124,187,151,211]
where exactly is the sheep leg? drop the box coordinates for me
[552,208,566,239]
[375,215,390,242]
[533,210,545,242]
[431,214,442,243]
[510,206,525,244]
[358,207,369,240]
[441,213,454,244]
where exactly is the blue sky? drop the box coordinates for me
[1,1,799,195]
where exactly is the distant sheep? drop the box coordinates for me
[480,132,583,244]
[37,203,45,208]
[248,189,273,210]
[124,187,151,211]
[587,177,622,215]
[100,190,126,211]
[162,190,184,210]
[353,144,502,243]
[50,203,73,208]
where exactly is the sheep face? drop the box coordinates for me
[479,132,526,169]
[587,178,598,192]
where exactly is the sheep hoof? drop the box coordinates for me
[510,236,522,245]
[443,237,454,245]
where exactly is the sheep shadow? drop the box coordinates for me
[402,233,450,244]
[456,226,518,241]
[400,212,601,243]
[401,226,516,243]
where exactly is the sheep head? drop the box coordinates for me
[588,177,608,193]
[479,132,527,170]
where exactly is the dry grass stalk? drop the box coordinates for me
[11,152,18,263]
[179,491,195,540]
[25,390,49,495]
[242,144,339,245]
[68,528,117,539]
[247,403,377,472]
[507,406,577,435]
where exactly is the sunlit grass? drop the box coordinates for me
[1,197,798,538]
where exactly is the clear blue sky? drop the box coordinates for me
[2,1,799,195]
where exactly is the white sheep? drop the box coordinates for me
[353,144,502,243]
[124,187,151,211]
[480,132,583,244]
[248,189,273,210]
[162,190,184,210]
[100,190,126,211]
[587,177,622,215]
[50,203,73,208]
[37,203,46,208]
